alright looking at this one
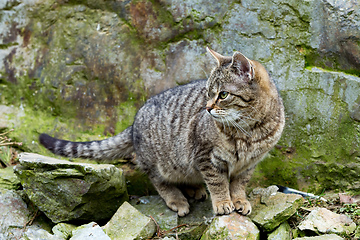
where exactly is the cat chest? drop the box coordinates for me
[215,141,268,177]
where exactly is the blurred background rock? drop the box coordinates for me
[0,0,359,194]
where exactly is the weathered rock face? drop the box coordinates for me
[13,153,128,223]
[1,0,360,192]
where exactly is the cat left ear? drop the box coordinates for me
[231,52,254,81]
[206,47,232,67]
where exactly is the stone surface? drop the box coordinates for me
[70,222,110,240]
[293,234,344,240]
[14,152,128,223]
[0,189,33,240]
[0,0,360,195]
[201,212,260,240]
[298,208,356,235]
[250,188,304,232]
[130,195,213,239]
[268,222,291,240]
[103,201,156,240]
[0,166,21,190]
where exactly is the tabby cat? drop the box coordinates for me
[39,48,285,217]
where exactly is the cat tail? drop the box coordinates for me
[39,126,134,161]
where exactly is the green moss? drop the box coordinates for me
[251,83,360,194]
[297,44,360,77]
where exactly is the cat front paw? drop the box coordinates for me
[166,199,190,217]
[213,200,235,215]
[232,198,252,216]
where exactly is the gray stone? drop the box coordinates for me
[201,212,260,240]
[14,153,128,223]
[0,167,21,190]
[22,226,63,240]
[103,201,156,240]
[298,208,356,235]
[268,222,291,240]
[294,234,344,240]
[250,188,304,232]
[70,222,110,240]
[0,189,33,240]
[130,195,178,231]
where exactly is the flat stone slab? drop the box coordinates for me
[14,153,128,223]
[298,208,356,235]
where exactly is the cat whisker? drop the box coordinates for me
[229,118,252,137]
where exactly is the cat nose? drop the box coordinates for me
[206,107,213,113]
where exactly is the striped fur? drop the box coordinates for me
[39,48,285,217]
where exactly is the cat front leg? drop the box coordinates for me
[198,159,235,215]
[229,167,255,216]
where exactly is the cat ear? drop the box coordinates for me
[206,47,232,67]
[231,52,254,81]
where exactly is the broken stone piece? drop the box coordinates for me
[298,208,356,235]
[250,187,304,232]
[103,201,156,240]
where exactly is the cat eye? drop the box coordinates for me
[218,91,229,99]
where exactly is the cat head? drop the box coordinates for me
[205,47,275,134]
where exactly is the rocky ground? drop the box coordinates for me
[0,145,359,240]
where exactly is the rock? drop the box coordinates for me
[0,189,33,240]
[0,167,21,190]
[23,226,62,240]
[14,153,128,223]
[268,222,292,240]
[298,208,356,235]
[130,195,214,239]
[103,201,156,240]
[293,234,344,240]
[201,212,260,240]
[70,222,110,240]
[52,223,77,239]
[249,186,304,232]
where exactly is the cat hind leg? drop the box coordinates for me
[182,184,208,201]
[150,177,190,217]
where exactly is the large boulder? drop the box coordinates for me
[14,153,128,223]
[1,0,360,193]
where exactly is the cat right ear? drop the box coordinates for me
[206,47,232,67]
[230,51,254,82]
